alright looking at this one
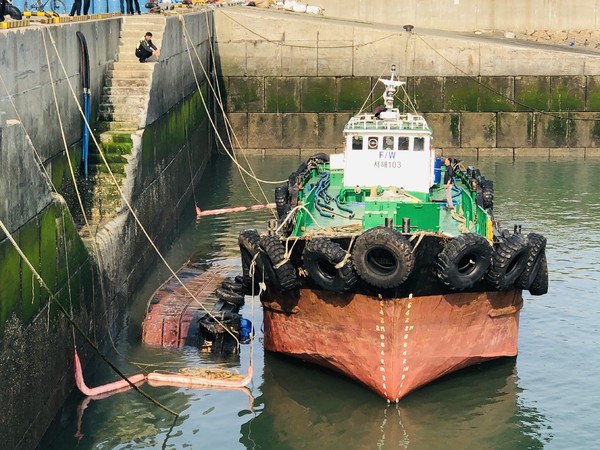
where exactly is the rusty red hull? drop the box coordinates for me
[142,266,230,348]
[262,289,523,402]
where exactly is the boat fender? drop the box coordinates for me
[486,234,530,290]
[215,287,245,307]
[307,152,329,165]
[199,311,242,335]
[222,279,245,294]
[515,233,547,290]
[274,185,289,220]
[482,179,494,210]
[302,238,357,293]
[238,229,265,293]
[527,252,548,296]
[435,233,492,290]
[258,234,299,292]
[352,226,414,288]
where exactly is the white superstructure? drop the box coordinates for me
[338,65,436,193]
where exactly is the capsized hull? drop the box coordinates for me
[262,289,522,401]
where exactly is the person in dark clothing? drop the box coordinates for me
[83,0,91,14]
[69,0,82,16]
[135,32,159,63]
[443,157,455,210]
[0,0,7,21]
[132,0,141,14]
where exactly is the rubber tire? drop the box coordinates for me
[222,280,244,294]
[199,312,241,335]
[303,238,357,293]
[515,233,547,289]
[435,233,492,290]
[352,226,414,288]
[259,234,299,292]
[528,253,548,296]
[274,185,289,220]
[5,5,23,19]
[238,229,264,294]
[486,234,530,290]
[308,152,329,164]
[215,287,245,307]
[482,180,494,210]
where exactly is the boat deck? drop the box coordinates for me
[300,184,471,237]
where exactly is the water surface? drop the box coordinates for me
[41,155,600,449]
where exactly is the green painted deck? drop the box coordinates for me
[294,165,486,238]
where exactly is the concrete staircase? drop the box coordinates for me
[80,15,165,238]
[97,15,165,132]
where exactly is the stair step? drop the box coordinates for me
[96,121,140,132]
[110,61,154,71]
[108,68,156,79]
[99,132,134,144]
[105,77,151,88]
[100,94,147,107]
[102,86,149,97]
[98,110,145,121]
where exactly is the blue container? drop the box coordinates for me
[433,157,442,184]
[240,318,253,344]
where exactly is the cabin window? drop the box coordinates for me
[352,135,363,150]
[398,137,409,150]
[383,136,394,150]
[414,137,425,151]
[368,137,379,150]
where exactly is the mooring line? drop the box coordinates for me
[0,217,179,418]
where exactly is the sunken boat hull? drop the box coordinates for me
[261,288,522,402]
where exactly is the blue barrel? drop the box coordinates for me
[433,157,442,184]
[240,318,253,343]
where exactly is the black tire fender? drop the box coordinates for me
[352,226,414,288]
[222,280,244,294]
[199,311,241,335]
[302,238,357,293]
[215,287,245,307]
[528,252,548,296]
[435,233,492,290]
[259,234,299,292]
[486,234,530,290]
[515,233,547,289]
[274,185,289,220]
[238,229,264,293]
[5,5,23,20]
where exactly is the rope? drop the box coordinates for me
[0,218,179,418]
[179,14,287,189]
[44,26,242,349]
[334,234,356,269]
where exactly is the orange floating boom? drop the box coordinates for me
[196,203,275,217]
[74,352,146,397]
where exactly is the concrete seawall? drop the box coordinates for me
[214,7,600,157]
[0,12,213,449]
[314,0,600,32]
[2,4,600,448]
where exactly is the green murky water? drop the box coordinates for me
[40,155,600,449]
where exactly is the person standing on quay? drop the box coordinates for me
[444,157,455,210]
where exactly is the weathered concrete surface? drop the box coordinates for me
[314,0,600,32]
[214,7,600,155]
[0,11,213,450]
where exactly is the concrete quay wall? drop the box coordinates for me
[0,12,213,450]
[214,8,600,157]
[315,0,600,32]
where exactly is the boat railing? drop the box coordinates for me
[345,113,430,132]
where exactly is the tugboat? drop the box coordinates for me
[238,64,548,402]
